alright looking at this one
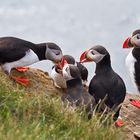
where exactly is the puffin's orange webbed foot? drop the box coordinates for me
[115,118,124,127]
[13,76,30,87]
[130,99,140,109]
[15,66,29,72]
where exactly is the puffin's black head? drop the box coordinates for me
[61,59,80,81]
[80,45,109,64]
[45,42,63,64]
[63,55,76,65]
[123,29,140,49]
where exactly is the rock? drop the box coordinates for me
[121,93,140,140]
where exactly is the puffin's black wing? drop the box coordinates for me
[76,62,88,81]
[0,37,35,63]
[89,72,126,107]
[107,73,126,107]
[89,76,107,103]
[134,61,140,92]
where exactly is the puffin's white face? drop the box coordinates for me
[62,64,73,81]
[87,49,106,63]
[130,34,140,47]
[80,47,106,64]
[45,44,63,63]
[123,30,140,49]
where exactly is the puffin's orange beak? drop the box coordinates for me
[60,57,68,68]
[80,50,89,63]
[122,37,131,48]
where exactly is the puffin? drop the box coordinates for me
[51,54,88,89]
[61,58,95,118]
[80,45,126,122]
[123,29,140,109]
[0,36,63,86]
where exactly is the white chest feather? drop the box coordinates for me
[1,49,39,74]
[50,67,67,89]
[125,50,138,90]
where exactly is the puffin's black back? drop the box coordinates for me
[89,70,126,107]
[0,37,46,63]
[61,65,95,116]
[76,62,88,81]
[62,78,95,117]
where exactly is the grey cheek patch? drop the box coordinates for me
[45,47,53,60]
[93,54,106,63]
[131,34,140,47]
[46,48,62,62]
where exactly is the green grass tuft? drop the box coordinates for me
[0,76,125,140]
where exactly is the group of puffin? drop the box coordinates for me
[0,29,140,125]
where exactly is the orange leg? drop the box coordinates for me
[130,99,140,109]
[15,66,29,72]
[115,117,124,127]
[11,66,30,86]
[12,76,30,87]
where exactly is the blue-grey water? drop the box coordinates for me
[0,0,140,93]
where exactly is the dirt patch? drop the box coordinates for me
[0,67,64,96]
[121,94,140,140]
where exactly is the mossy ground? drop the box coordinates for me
[0,68,128,140]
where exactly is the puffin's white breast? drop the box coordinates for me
[1,49,39,74]
[50,67,67,89]
[125,50,138,91]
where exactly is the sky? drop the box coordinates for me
[0,0,140,93]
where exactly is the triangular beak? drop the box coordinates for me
[80,50,89,63]
[59,57,68,69]
[122,37,131,48]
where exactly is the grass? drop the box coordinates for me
[0,71,125,140]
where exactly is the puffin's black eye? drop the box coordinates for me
[56,52,60,55]
[65,67,69,72]
[52,49,61,55]
[54,50,60,55]
[137,34,140,39]
[91,51,95,55]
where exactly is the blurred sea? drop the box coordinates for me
[0,0,140,93]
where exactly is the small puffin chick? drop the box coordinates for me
[123,29,140,109]
[80,45,126,121]
[0,37,63,85]
[51,54,88,89]
[61,59,95,117]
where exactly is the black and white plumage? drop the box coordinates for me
[51,64,67,88]
[80,45,126,121]
[123,29,140,93]
[51,54,88,88]
[64,55,89,85]
[61,62,95,116]
[0,37,63,74]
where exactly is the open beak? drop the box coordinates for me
[53,57,68,75]
[57,56,68,70]
[57,57,68,76]
[61,57,68,68]
[80,49,93,63]
[80,50,89,63]
[122,37,132,48]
